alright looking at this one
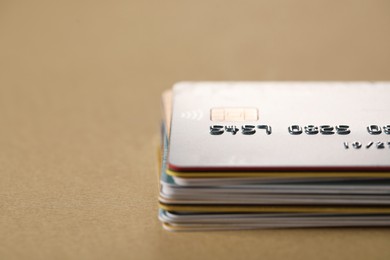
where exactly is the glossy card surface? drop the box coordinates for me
[168,82,390,171]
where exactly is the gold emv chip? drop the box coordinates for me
[210,107,258,121]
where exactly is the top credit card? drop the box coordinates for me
[167,82,390,172]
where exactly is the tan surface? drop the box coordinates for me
[1,1,390,259]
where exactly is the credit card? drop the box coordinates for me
[159,209,390,227]
[159,203,390,214]
[163,87,390,178]
[168,82,390,172]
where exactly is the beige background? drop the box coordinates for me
[1,1,390,259]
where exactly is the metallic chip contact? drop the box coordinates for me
[210,107,258,121]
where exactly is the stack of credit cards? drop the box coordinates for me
[158,82,390,231]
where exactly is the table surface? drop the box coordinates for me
[1,1,390,259]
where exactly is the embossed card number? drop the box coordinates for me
[288,125,350,135]
[210,124,390,136]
